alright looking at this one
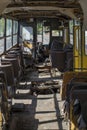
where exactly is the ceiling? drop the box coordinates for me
[0,0,83,22]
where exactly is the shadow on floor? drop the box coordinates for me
[9,94,39,130]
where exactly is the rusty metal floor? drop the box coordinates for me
[8,67,68,130]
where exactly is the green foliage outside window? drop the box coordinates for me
[0,18,5,37]
[37,22,43,35]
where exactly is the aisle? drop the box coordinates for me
[35,93,67,130]
[9,67,68,130]
[9,92,68,130]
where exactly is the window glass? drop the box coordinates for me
[19,37,23,44]
[0,18,5,37]
[74,20,80,26]
[6,36,12,50]
[20,25,23,37]
[69,20,73,44]
[70,34,73,45]
[60,30,63,36]
[52,30,59,37]
[13,35,17,45]
[13,21,18,34]
[52,30,63,37]
[64,29,67,43]
[69,20,73,34]
[0,39,4,54]
[85,31,87,54]
[76,30,79,50]
[43,26,50,45]
[6,19,12,36]
[37,22,43,42]
[22,26,33,42]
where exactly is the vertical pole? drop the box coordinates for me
[12,20,13,46]
[33,18,37,58]
[18,21,20,45]
[4,18,6,51]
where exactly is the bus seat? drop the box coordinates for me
[66,79,87,101]
[51,50,65,72]
[51,40,63,51]
[0,63,14,86]
[0,71,8,97]
[0,63,15,97]
[70,90,87,130]
[8,49,24,68]
[1,58,20,81]
[60,71,87,100]
[65,51,73,71]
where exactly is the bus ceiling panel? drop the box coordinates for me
[0,0,82,21]
[3,6,78,19]
[0,0,11,14]
[79,0,87,30]
[7,0,81,9]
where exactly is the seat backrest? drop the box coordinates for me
[71,89,87,106]
[67,81,87,101]
[1,58,20,79]
[8,49,24,67]
[61,71,87,100]
[0,71,7,85]
[65,51,73,71]
[51,50,65,72]
[51,39,63,51]
[0,63,14,86]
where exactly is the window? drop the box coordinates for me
[52,30,63,37]
[6,19,12,36]
[0,18,5,37]
[52,30,60,37]
[43,26,50,45]
[13,35,17,45]
[0,18,5,54]
[13,20,18,45]
[64,28,68,43]
[13,21,18,34]
[19,25,23,44]
[6,36,12,50]
[22,26,33,42]
[74,20,80,26]
[37,22,43,42]
[74,27,81,53]
[76,29,79,50]
[6,19,12,50]
[60,30,63,36]
[0,39,4,54]
[85,31,87,54]
[69,20,73,44]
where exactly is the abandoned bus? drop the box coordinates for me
[0,0,87,130]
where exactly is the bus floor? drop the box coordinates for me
[8,66,68,130]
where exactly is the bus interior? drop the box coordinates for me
[0,0,87,130]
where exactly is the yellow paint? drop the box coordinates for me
[81,31,87,70]
[0,112,2,127]
[23,41,33,49]
[73,26,81,71]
